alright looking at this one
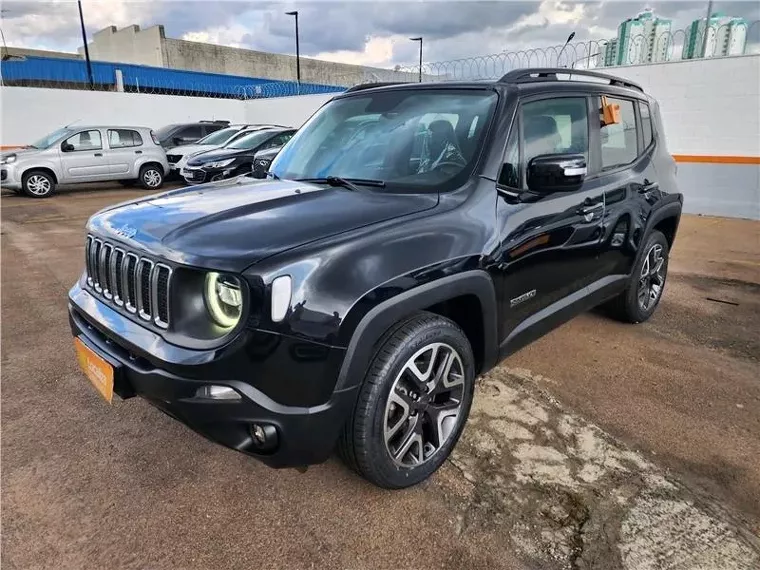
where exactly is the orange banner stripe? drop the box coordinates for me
[672,155,760,165]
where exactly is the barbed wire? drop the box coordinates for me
[1,20,757,99]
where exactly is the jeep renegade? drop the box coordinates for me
[68,69,682,489]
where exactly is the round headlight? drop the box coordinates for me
[204,272,243,328]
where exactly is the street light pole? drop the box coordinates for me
[410,37,422,82]
[285,11,301,84]
[77,0,94,89]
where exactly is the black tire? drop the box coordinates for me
[138,164,164,190]
[337,312,475,489]
[21,170,55,198]
[606,230,669,323]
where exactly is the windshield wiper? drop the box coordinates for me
[296,176,386,192]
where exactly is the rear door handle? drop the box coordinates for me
[94,153,103,157]
[135,150,142,154]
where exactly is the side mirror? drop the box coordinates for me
[527,154,587,193]
[61,142,75,152]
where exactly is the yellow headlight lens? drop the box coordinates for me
[204,272,243,328]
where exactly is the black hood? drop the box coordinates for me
[186,146,253,166]
[88,178,439,272]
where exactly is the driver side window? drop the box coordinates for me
[521,97,588,166]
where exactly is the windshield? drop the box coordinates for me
[270,89,498,190]
[154,125,177,140]
[31,127,75,149]
[196,127,240,146]
[226,130,276,150]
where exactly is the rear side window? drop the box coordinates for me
[639,101,653,148]
[108,129,143,148]
[599,97,638,170]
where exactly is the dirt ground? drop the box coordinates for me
[2,184,759,570]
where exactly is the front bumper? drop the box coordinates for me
[68,284,356,468]
[1,163,21,189]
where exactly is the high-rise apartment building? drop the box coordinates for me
[616,10,672,66]
[683,13,747,59]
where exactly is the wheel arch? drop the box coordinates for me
[334,270,498,392]
[138,160,166,176]
[22,166,58,185]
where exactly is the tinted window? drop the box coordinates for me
[498,120,520,189]
[108,129,143,148]
[177,126,203,140]
[600,97,637,170]
[640,101,653,148]
[521,97,588,166]
[227,130,278,150]
[63,130,102,151]
[155,125,177,140]
[270,90,499,191]
[196,127,241,146]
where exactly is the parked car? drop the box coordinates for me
[251,144,283,179]
[181,127,295,184]
[1,125,169,198]
[154,120,230,149]
[167,124,289,173]
[68,69,682,488]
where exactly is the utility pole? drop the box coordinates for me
[410,37,423,82]
[77,0,94,88]
[286,11,301,85]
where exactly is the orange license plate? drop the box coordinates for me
[74,338,115,403]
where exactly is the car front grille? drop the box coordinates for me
[85,235,172,329]
[166,154,181,164]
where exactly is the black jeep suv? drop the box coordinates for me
[68,69,682,489]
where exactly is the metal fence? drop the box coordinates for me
[1,20,757,98]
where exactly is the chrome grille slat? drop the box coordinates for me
[84,234,171,329]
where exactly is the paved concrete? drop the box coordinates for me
[2,187,759,569]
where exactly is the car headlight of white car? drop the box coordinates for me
[0,154,17,165]
[205,158,235,169]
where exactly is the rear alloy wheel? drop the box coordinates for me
[139,165,164,190]
[22,171,55,198]
[606,229,669,323]
[338,312,475,488]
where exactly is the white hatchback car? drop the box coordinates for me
[1,125,169,198]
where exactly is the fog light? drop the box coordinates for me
[194,385,241,401]
[250,423,278,450]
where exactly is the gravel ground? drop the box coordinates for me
[2,185,759,569]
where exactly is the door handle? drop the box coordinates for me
[94,153,103,157]
[135,150,142,154]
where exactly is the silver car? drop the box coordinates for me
[1,125,169,198]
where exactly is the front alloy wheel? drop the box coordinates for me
[384,343,465,467]
[22,171,55,198]
[338,312,475,489]
[140,166,164,190]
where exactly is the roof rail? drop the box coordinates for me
[498,68,643,92]
[344,81,410,93]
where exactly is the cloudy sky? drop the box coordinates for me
[2,0,758,68]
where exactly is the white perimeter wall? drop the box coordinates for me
[0,89,246,145]
[2,55,758,218]
[607,54,760,157]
